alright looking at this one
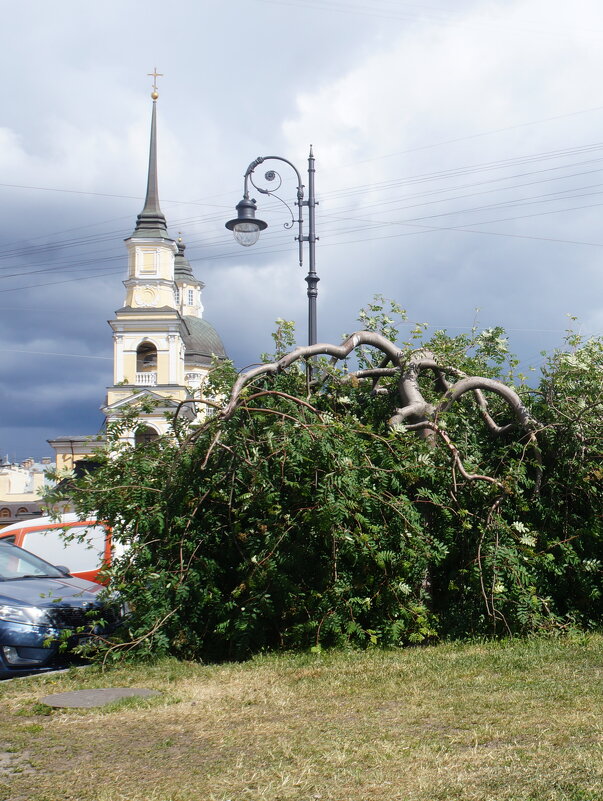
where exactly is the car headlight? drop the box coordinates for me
[0,605,52,627]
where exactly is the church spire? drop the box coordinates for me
[132,74,168,239]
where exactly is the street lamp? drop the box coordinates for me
[227,196,267,247]
[226,148,319,347]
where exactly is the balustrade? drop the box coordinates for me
[136,372,157,386]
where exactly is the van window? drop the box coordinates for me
[21,525,106,572]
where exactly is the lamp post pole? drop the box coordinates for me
[226,147,319,349]
[306,147,318,348]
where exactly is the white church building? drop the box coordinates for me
[49,85,226,469]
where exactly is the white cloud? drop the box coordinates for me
[276,0,603,343]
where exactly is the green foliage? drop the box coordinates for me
[50,300,602,663]
[521,332,603,626]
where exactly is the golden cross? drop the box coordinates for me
[147,68,164,97]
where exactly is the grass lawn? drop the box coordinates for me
[0,634,602,801]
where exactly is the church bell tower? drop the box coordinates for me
[103,77,226,444]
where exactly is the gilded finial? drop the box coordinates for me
[148,67,163,100]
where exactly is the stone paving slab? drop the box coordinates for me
[40,687,161,708]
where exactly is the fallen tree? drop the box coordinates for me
[50,302,602,662]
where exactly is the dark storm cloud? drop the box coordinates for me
[0,0,602,460]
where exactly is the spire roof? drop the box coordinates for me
[174,236,193,279]
[175,236,206,288]
[131,98,169,239]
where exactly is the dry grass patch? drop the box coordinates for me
[0,636,601,800]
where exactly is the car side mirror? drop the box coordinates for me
[55,565,72,576]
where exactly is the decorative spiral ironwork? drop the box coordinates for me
[249,168,282,195]
[249,168,295,229]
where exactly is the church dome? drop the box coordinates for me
[183,316,227,367]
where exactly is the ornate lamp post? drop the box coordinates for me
[226,148,319,348]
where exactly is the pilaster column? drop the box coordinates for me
[114,335,124,383]
[167,334,180,384]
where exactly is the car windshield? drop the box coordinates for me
[0,543,65,580]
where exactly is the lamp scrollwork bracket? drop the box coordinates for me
[248,167,298,231]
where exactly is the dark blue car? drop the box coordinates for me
[0,541,120,679]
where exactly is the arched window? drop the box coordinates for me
[0,508,10,519]
[16,507,28,516]
[136,342,157,372]
[135,425,159,447]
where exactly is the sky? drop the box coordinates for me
[1,0,603,461]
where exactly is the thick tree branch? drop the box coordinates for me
[221,332,405,420]
[435,376,533,431]
[215,331,541,490]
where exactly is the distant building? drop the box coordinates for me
[0,457,54,528]
[48,86,227,462]
[46,436,105,473]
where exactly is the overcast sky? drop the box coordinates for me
[1,0,602,461]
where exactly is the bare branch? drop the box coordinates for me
[436,376,533,431]
[404,421,506,489]
[221,331,405,420]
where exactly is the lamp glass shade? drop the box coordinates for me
[233,222,261,247]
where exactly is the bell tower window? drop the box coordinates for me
[135,426,159,447]
[136,342,157,372]
[187,289,194,305]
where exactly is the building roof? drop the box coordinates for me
[183,316,227,366]
[129,99,169,239]
[175,238,202,283]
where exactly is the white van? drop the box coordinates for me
[0,513,111,584]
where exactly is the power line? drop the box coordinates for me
[0,349,111,361]
[0,129,601,275]
[4,122,603,291]
[3,197,602,291]
[0,269,124,293]
[251,0,603,41]
[3,150,602,278]
[0,181,233,209]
